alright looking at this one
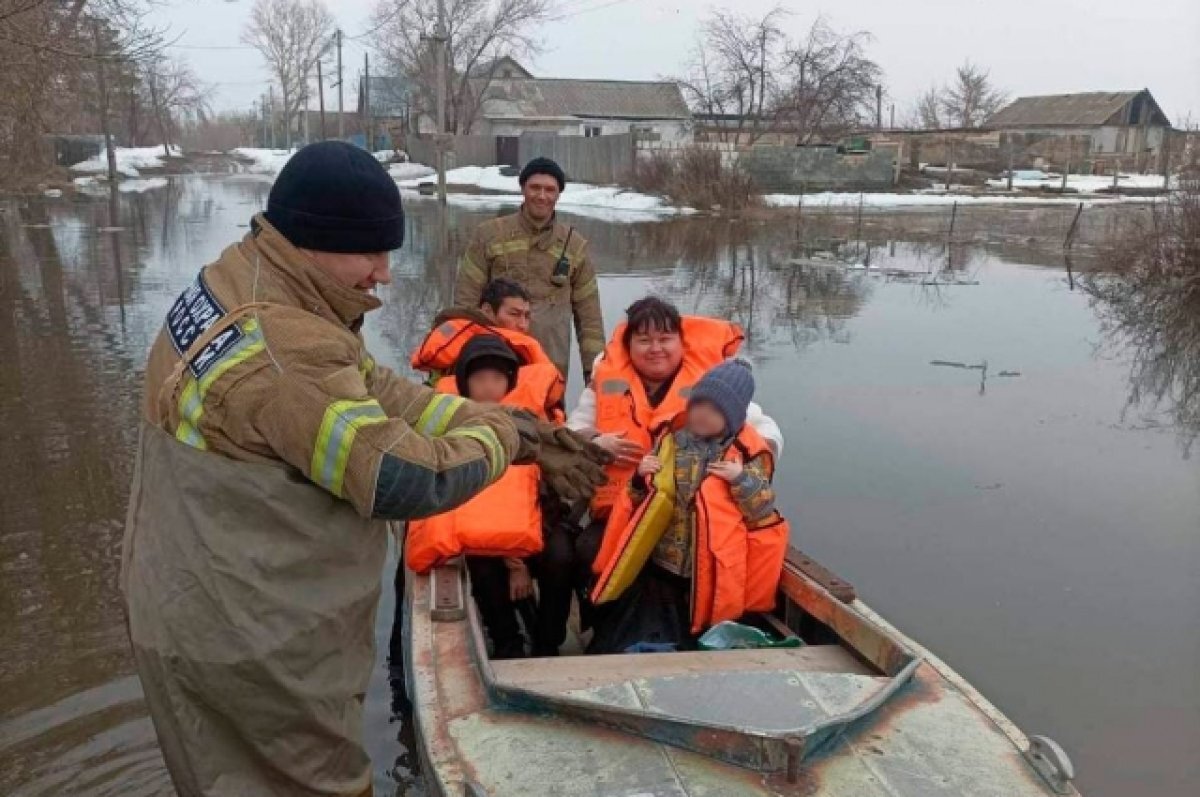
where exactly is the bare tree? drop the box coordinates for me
[1084,180,1200,452]
[0,0,166,183]
[242,0,334,148]
[369,0,554,135]
[777,17,881,145]
[939,61,1007,128]
[906,85,943,129]
[144,55,212,155]
[674,6,788,145]
[676,8,881,146]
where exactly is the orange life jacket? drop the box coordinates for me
[411,316,554,376]
[592,422,789,634]
[405,362,562,574]
[590,316,744,516]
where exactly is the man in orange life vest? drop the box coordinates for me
[407,334,578,656]
[478,277,533,334]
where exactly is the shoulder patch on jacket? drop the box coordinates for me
[165,271,241,378]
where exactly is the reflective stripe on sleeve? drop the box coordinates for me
[311,399,388,497]
[173,319,266,450]
[486,239,530,258]
[444,425,507,483]
[458,253,487,283]
[415,394,465,437]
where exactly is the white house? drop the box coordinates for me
[474,60,692,143]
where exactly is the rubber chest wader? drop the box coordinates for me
[122,307,386,797]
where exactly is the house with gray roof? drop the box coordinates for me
[986,89,1171,167]
[474,60,692,142]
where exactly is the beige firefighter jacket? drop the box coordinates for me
[453,206,605,379]
[124,214,521,795]
[143,214,519,518]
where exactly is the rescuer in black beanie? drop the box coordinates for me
[265,141,405,253]
[518,157,566,191]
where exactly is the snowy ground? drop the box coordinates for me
[73,176,170,194]
[70,145,182,178]
[230,147,296,175]
[762,189,1159,210]
[395,165,688,221]
[984,171,1173,191]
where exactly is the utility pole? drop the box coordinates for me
[336,29,344,139]
[435,0,448,204]
[875,84,882,130]
[889,103,895,130]
[302,74,310,145]
[261,95,269,147]
[92,20,117,183]
[364,53,372,151]
[317,59,327,140]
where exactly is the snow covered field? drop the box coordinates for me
[70,145,182,178]
[230,147,296,175]
[762,189,1155,210]
[984,171,1173,191]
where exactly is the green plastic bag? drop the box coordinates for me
[697,620,803,651]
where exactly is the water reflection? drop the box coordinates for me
[1082,195,1200,454]
[0,179,1196,797]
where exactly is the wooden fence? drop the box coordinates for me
[406,135,496,170]
[517,133,634,185]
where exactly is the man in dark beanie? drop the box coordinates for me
[122,140,609,796]
[454,155,605,384]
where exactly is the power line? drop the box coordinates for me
[547,0,638,23]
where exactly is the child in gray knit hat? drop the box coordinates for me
[641,359,777,574]
[589,360,781,653]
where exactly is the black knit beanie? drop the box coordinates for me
[265,141,405,253]
[519,157,566,190]
[455,335,519,398]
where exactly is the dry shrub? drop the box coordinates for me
[631,147,759,211]
[1084,179,1200,451]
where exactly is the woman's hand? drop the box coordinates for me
[593,431,644,467]
[707,460,743,483]
[505,559,534,602]
[638,455,662,477]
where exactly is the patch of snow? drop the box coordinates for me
[230,147,296,175]
[396,165,687,219]
[985,173,1173,192]
[70,145,182,177]
[761,191,1150,209]
[389,162,436,181]
[43,188,63,198]
[374,149,407,162]
[75,176,169,194]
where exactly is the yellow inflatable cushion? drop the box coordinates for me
[592,433,677,605]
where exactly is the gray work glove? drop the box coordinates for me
[508,410,613,502]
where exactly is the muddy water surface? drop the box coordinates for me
[1,176,1197,796]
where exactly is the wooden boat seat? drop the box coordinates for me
[491,644,876,695]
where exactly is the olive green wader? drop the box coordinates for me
[122,308,385,796]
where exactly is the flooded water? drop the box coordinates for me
[1,175,1197,797]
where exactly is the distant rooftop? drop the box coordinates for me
[482,78,691,121]
[987,90,1169,128]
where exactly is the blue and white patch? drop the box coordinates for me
[165,272,242,378]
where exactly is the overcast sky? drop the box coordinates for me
[159,0,1200,124]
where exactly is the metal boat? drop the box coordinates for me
[402,548,1079,796]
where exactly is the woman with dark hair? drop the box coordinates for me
[566,297,783,605]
